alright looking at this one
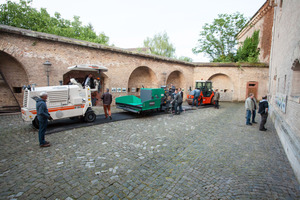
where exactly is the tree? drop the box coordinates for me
[0,0,110,45]
[143,32,176,58]
[192,12,247,62]
[236,30,260,62]
[178,56,193,62]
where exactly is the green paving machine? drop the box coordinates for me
[116,88,167,113]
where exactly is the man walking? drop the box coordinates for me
[36,92,52,147]
[258,95,269,131]
[245,93,254,125]
[214,89,220,109]
[101,88,113,119]
[192,88,201,108]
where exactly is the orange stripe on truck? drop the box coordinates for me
[29,104,85,115]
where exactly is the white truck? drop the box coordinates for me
[21,64,107,128]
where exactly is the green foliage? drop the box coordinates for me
[178,56,193,62]
[0,0,109,45]
[143,32,176,58]
[236,30,260,62]
[192,12,247,62]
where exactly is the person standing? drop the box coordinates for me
[101,88,112,119]
[82,73,95,89]
[252,95,258,123]
[214,89,220,109]
[179,88,184,112]
[245,93,254,125]
[36,92,52,147]
[192,88,200,107]
[258,95,269,131]
[174,89,183,115]
[170,84,176,93]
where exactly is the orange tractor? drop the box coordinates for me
[187,80,215,106]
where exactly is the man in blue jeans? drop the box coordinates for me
[245,93,254,125]
[192,88,201,107]
[36,92,52,147]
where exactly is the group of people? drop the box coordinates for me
[36,80,269,147]
[167,84,184,115]
[245,93,269,131]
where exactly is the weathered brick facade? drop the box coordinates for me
[268,0,300,182]
[0,25,268,110]
[237,0,274,64]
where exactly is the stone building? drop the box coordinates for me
[236,0,274,64]
[0,25,268,112]
[267,0,300,182]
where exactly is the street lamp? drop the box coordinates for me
[43,61,52,86]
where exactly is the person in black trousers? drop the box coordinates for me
[258,95,269,131]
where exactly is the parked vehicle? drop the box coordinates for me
[21,64,107,128]
[116,88,169,113]
[187,80,215,106]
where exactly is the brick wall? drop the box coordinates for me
[237,0,274,64]
[0,25,268,109]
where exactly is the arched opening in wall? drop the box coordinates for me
[0,51,29,112]
[128,66,158,96]
[208,73,234,101]
[63,71,108,106]
[291,59,300,97]
[166,70,185,91]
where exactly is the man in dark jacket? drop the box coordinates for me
[101,88,113,119]
[258,95,269,131]
[174,89,183,115]
[36,92,52,147]
[214,89,220,109]
[82,74,95,89]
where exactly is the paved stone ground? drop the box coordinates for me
[0,102,299,200]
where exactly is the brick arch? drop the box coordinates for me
[208,73,234,101]
[166,70,186,90]
[0,51,29,111]
[128,66,158,96]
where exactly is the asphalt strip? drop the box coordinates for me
[45,105,211,134]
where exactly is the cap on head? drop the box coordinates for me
[40,92,48,97]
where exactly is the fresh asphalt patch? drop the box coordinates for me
[45,105,211,134]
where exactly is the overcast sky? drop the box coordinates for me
[1,0,266,62]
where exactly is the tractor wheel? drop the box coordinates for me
[211,96,215,105]
[84,111,96,123]
[32,117,39,129]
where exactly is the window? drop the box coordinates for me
[13,87,22,93]
[280,0,283,8]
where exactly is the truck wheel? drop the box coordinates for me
[32,117,39,129]
[211,96,215,105]
[200,98,203,106]
[84,111,96,123]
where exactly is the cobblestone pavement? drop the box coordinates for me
[0,103,300,200]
